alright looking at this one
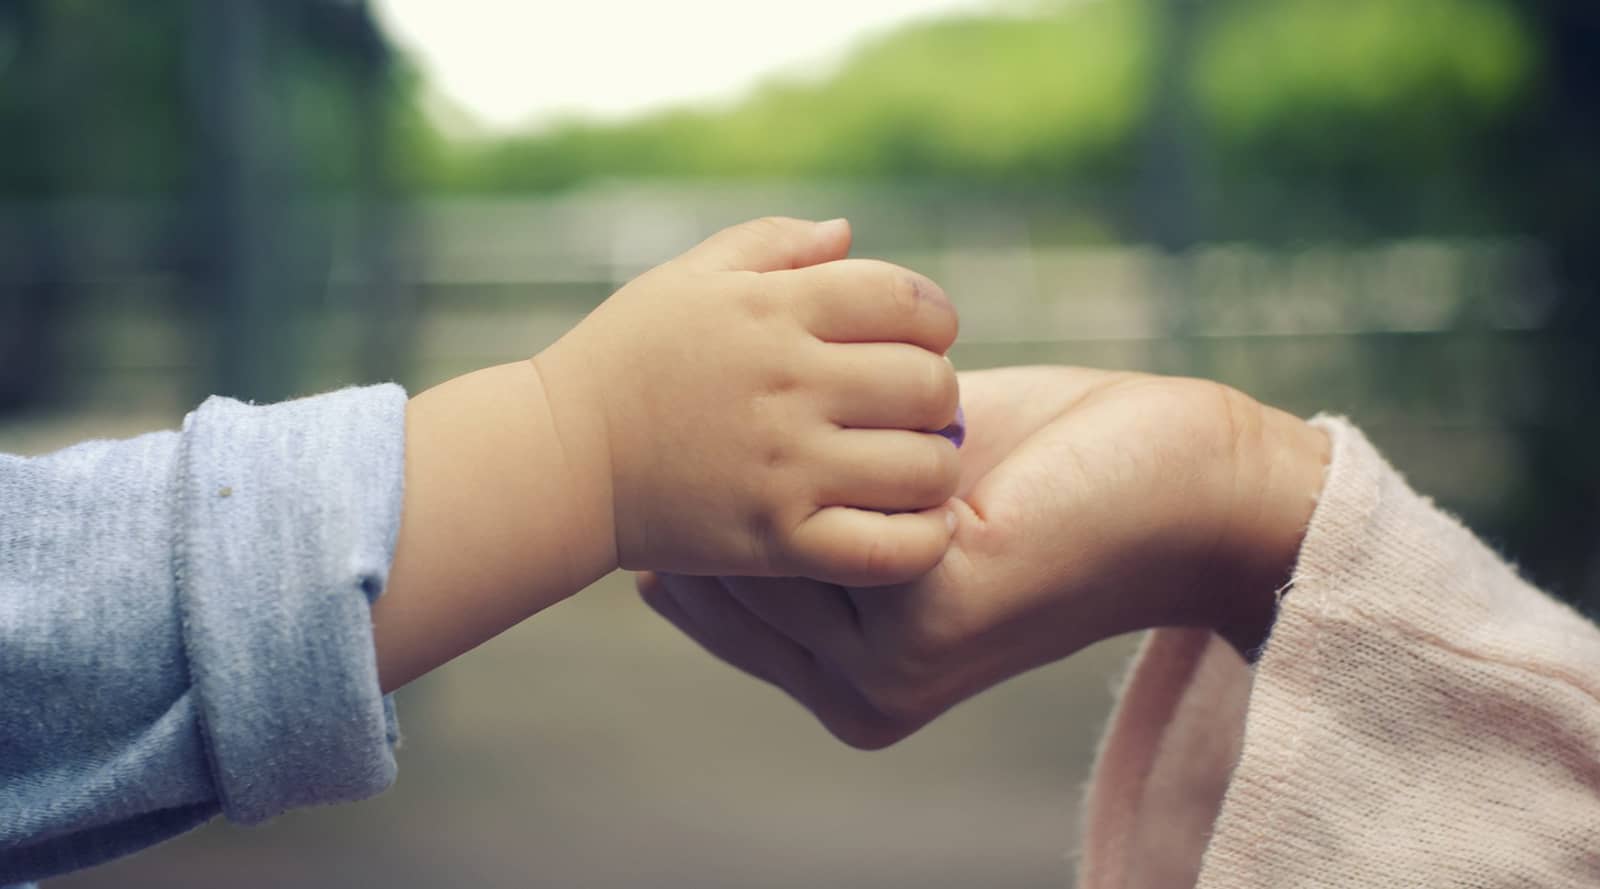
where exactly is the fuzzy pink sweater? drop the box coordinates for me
[1077,417,1600,887]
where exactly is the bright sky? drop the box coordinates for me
[371,0,997,134]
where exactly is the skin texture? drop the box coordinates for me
[641,366,1332,749]
[372,217,962,692]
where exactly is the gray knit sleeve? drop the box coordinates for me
[0,384,407,883]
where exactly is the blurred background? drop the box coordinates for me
[2,0,1597,885]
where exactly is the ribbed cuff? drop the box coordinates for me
[173,384,406,824]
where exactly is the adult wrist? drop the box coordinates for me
[1211,401,1331,657]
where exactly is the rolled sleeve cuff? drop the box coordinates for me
[173,384,407,825]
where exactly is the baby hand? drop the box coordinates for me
[534,217,961,586]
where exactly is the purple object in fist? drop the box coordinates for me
[937,405,965,448]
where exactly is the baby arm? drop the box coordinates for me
[0,217,959,881]
[373,216,963,690]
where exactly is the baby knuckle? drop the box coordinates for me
[730,216,793,253]
[748,215,794,236]
[883,267,923,321]
[761,364,801,397]
[907,444,957,501]
[768,485,812,524]
[939,443,961,491]
[921,355,960,419]
[761,441,789,470]
[741,274,784,321]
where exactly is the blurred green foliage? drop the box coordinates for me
[0,0,186,196]
[275,43,441,194]
[1198,0,1533,178]
[0,0,440,198]
[452,1,1148,188]
[441,0,1536,214]
[0,0,1545,234]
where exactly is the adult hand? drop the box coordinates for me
[639,366,1328,748]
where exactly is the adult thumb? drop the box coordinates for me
[677,216,852,273]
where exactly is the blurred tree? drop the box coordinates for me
[1138,0,1205,358]
[1492,0,1600,610]
[1196,0,1534,238]
[0,0,425,409]
[439,0,1536,245]
[186,0,417,403]
[447,2,1148,194]
[1139,0,1202,254]
[0,0,66,412]
[187,0,285,403]
[0,0,187,410]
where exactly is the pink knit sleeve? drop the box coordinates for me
[1077,417,1600,889]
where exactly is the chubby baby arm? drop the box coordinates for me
[374,217,962,689]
